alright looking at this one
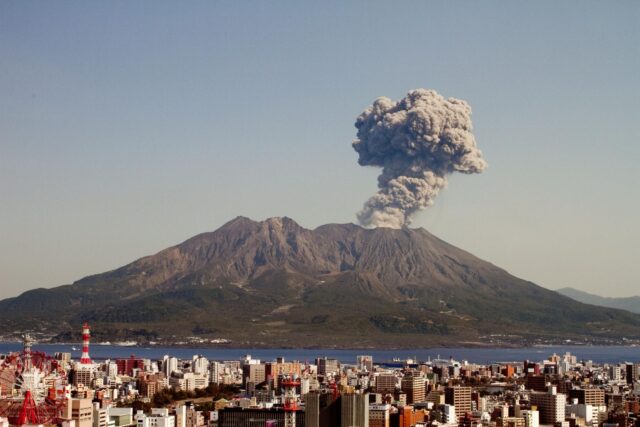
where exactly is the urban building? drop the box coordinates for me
[117,356,145,377]
[357,356,373,373]
[569,388,605,406]
[626,363,640,384]
[401,372,426,404]
[305,391,340,427]
[217,407,304,427]
[316,358,340,377]
[520,409,539,427]
[242,363,266,387]
[135,408,175,427]
[445,386,472,419]
[93,403,109,427]
[529,386,566,424]
[63,398,94,427]
[341,392,369,427]
[369,403,390,427]
[376,374,397,394]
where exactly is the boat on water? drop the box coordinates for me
[113,341,137,347]
[381,357,420,368]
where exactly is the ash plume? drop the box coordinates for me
[352,88,487,228]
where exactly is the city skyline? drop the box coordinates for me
[0,326,638,427]
[1,1,639,300]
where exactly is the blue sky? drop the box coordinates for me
[1,1,639,299]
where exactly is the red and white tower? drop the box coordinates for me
[80,322,92,365]
[282,375,300,427]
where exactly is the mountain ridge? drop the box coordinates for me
[557,287,640,315]
[1,216,639,348]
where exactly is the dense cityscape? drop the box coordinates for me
[3,2,639,427]
[1,324,639,427]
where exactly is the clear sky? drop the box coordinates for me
[1,1,639,300]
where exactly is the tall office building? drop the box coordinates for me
[192,356,209,375]
[341,393,369,427]
[445,386,472,419]
[209,361,222,384]
[357,355,373,372]
[116,355,145,377]
[73,365,95,388]
[401,372,425,404]
[529,386,566,424]
[609,365,622,381]
[375,374,397,394]
[306,392,321,427]
[305,391,340,427]
[242,363,266,387]
[163,356,178,377]
[626,363,640,384]
[316,358,340,377]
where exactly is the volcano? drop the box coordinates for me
[2,216,639,347]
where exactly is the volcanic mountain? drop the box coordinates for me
[2,216,639,347]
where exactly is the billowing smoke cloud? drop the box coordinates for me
[352,88,487,228]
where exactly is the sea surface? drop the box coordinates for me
[1,343,639,365]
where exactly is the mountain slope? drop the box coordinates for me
[1,217,639,347]
[557,287,640,315]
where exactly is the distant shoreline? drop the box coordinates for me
[1,342,639,365]
[1,341,638,350]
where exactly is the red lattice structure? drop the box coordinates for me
[0,335,69,425]
[281,375,301,427]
